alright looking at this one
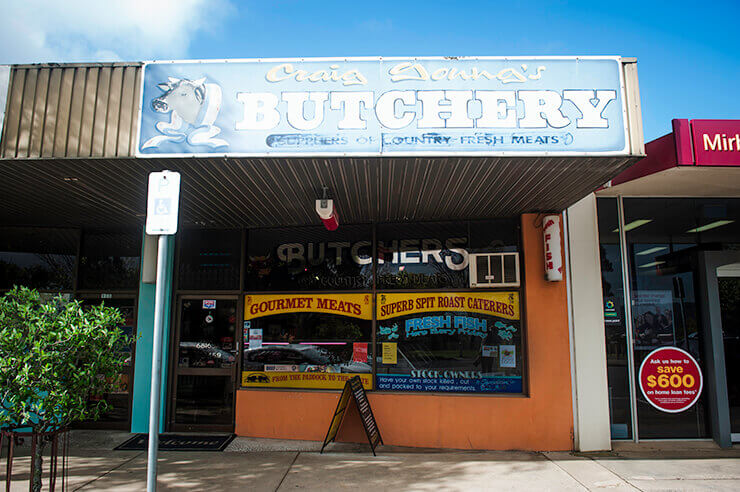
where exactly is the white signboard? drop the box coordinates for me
[499,345,516,368]
[249,328,263,349]
[146,171,181,235]
[137,57,629,157]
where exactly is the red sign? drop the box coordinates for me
[638,347,703,413]
[352,342,368,363]
[691,120,740,166]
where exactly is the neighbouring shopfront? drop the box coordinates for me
[0,227,141,429]
[596,119,740,447]
[0,56,645,451]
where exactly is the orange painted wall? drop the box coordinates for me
[235,214,574,450]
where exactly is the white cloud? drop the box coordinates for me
[0,0,234,64]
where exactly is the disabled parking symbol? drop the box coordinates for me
[154,198,171,215]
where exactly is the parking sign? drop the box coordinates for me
[146,171,181,235]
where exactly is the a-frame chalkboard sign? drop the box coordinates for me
[320,375,383,456]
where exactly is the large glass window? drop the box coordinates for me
[375,291,523,393]
[78,230,141,290]
[245,225,372,291]
[239,219,524,395]
[623,198,740,439]
[596,198,633,439]
[241,293,373,389]
[0,227,78,291]
[376,219,519,290]
[178,229,242,290]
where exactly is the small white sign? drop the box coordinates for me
[146,171,181,235]
[499,345,516,368]
[264,364,299,372]
[481,345,497,357]
[202,299,216,309]
[249,328,263,349]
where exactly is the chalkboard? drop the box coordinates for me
[320,375,383,455]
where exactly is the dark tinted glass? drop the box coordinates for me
[78,230,141,290]
[242,293,372,389]
[375,291,522,394]
[178,229,241,290]
[376,219,519,289]
[177,298,238,369]
[719,277,740,434]
[622,198,740,438]
[245,224,372,291]
[81,297,136,426]
[0,227,78,291]
[596,198,632,439]
[175,375,234,425]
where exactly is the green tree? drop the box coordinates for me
[0,286,130,491]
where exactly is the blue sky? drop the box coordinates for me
[1,0,738,140]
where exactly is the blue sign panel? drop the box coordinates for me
[137,57,628,157]
[376,374,522,393]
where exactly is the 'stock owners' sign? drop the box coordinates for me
[136,57,629,157]
[638,347,703,413]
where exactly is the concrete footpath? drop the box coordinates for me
[2,431,739,491]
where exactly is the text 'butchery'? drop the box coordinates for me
[236,89,617,131]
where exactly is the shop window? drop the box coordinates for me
[178,229,241,290]
[241,293,373,390]
[245,224,373,291]
[78,230,141,290]
[376,220,519,290]
[621,198,740,438]
[375,291,523,393]
[0,227,78,291]
[596,198,633,439]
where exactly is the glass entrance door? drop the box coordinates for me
[170,296,239,431]
[718,276,740,442]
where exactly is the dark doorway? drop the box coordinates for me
[718,276,740,441]
[169,296,239,432]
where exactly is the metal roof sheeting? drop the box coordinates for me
[1,64,141,158]
[0,156,638,229]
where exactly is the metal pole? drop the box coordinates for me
[617,196,640,442]
[147,235,169,491]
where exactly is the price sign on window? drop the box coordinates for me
[638,346,703,413]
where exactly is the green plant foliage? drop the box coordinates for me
[0,286,130,432]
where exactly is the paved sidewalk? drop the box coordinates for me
[2,432,739,491]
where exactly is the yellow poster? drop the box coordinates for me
[245,293,373,320]
[377,291,519,321]
[382,342,397,364]
[241,371,372,390]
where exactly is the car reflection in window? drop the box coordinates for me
[179,342,236,368]
[243,344,370,373]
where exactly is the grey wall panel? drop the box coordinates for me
[17,68,38,157]
[41,68,62,157]
[52,68,75,156]
[1,63,142,159]
[2,69,25,157]
[29,67,49,156]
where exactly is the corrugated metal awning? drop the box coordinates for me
[0,155,637,228]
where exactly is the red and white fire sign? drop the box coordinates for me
[638,346,703,413]
[543,214,563,281]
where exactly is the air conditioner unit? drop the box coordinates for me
[469,252,520,288]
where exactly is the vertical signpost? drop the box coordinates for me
[145,171,181,492]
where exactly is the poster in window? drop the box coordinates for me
[242,293,373,389]
[633,290,675,350]
[375,292,522,393]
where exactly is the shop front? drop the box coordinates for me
[595,119,740,447]
[0,56,644,450]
